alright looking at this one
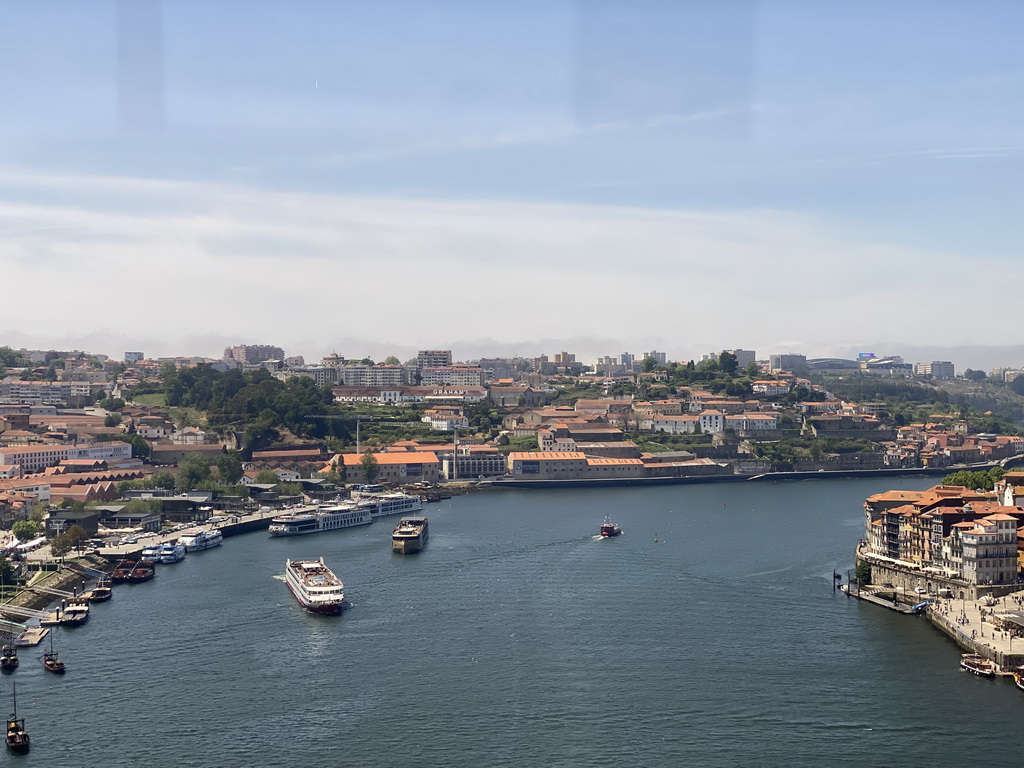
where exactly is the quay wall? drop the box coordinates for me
[491,463,995,490]
[925,605,1024,670]
[865,559,1020,603]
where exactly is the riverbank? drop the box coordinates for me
[487,464,973,489]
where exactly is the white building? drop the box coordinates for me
[0,442,133,474]
[651,415,700,435]
[699,410,725,433]
[960,514,1018,585]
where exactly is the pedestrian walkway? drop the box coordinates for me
[927,591,1024,671]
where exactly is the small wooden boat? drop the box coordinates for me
[960,653,996,677]
[111,560,136,584]
[599,516,621,537]
[59,599,90,627]
[0,645,18,672]
[42,634,65,675]
[1015,673,1024,692]
[5,683,29,754]
[89,577,113,602]
[127,561,155,584]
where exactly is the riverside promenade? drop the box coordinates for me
[925,591,1024,671]
[24,506,283,564]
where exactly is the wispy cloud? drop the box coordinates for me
[0,168,1007,360]
[329,108,737,165]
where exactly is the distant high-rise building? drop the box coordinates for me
[124,352,144,364]
[618,353,634,367]
[769,354,807,373]
[644,350,667,366]
[553,351,576,364]
[223,344,285,364]
[726,349,756,369]
[417,350,453,369]
[914,361,955,379]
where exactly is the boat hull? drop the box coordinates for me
[392,536,427,554]
[285,580,343,615]
[5,728,29,754]
[282,565,346,618]
[960,655,996,677]
[392,518,429,554]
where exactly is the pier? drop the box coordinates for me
[839,584,923,614]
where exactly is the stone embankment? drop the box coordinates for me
[1,554,106,615]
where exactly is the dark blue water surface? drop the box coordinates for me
[8,478,1024,767]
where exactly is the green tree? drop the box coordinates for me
[29,506,46,523]
[49,533,72,559]
[383,356,401,365]
[104,413,122,427]
[255,470,280,484]
[321,468,344,486]
[176,452,212,491]
[718,351,739,376]
[0,555,13,585]
[360,451,380,483]
[216,450,245,485]
[150,472,176,490]
[11,520,39,542]
[744,362,760,378]
[98,397,126,411]
[65,524,89,554]
[855,559,872,586]
[964,369,988,382]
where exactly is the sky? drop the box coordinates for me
[1,1,1023,369]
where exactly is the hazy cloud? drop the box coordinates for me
[0,169,1015,365]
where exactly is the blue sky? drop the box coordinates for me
[1,1,1022,366]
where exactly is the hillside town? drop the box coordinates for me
[1,343,1022,546]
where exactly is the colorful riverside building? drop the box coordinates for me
[861,484,1024,594]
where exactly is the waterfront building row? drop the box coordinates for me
[862,478,1024,587]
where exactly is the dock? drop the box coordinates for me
[839,584,923,614]
[15,627,48,646]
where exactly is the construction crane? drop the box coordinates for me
[304,414,427,453]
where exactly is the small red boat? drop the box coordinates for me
[111,560,135,584]
[600,517,621,537]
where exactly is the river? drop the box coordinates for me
[8,477,1024,767]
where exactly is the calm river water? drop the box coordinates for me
[8,478,1024,767]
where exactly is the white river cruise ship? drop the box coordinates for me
[268,504,373,537]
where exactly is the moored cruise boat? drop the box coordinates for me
[158,543,186,563]
[358,492,423,518]
[178,529,223,552]
[268,504,373,537]
[960,653,996,677]
[140,544,162,560]
[284,558,345,615]
[392,517,429,554]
